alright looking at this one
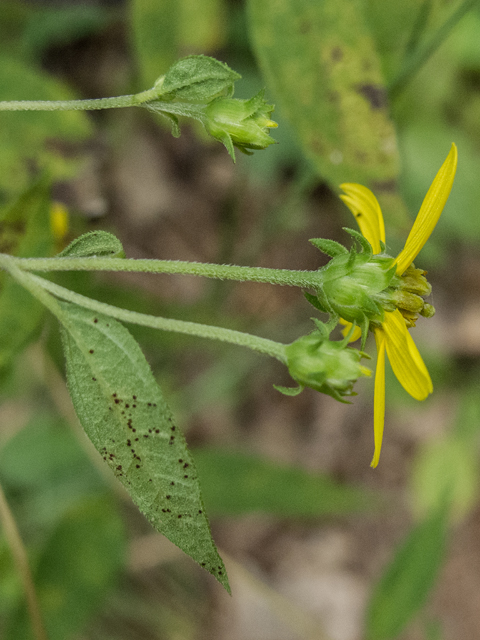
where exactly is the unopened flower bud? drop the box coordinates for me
[317,250,397,329]
[204,90,277,160]
[283,330,371,402]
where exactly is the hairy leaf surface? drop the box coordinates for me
[59,301,229,591]
[58,230,124,258]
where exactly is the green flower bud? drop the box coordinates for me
[308,234,436,337]
[283,329,371,402]
[317,249,397,329]
[204,90,277,161]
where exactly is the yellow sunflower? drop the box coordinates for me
[339,144,458,467]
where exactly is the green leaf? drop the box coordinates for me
[247,0,400,189]
[57,301,229,591]
[160,55,240,102]
[0,56,92,201]
[193,448,377,517]
[0,178,53,375]
[7,495,125,640]
[58,231,125,259]
[366,504,449,640]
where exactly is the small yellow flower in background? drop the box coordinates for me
[340,144,458,468]
[50,201,69,242]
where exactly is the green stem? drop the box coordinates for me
[0,88,158,112]
[0,482,48,640]
[9,255,323,290]
[0,256,287,363]
[389,0,477,99]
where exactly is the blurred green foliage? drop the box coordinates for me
[248,0,400,188]
[0,414,125,640]
[194,448,378,516]
[130,0,227,88]
[0,178,53,377]
[366,502,449,640]
[1,0,480,638]
[0,57,92,202]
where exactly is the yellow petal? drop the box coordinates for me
[339,318,362,342]
[339,183,385,254]
[382,309,433,400]
[371,329,386,469]
[395,143,458,275]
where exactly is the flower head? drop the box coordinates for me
[280,321,371,401]
[339,144,457,467]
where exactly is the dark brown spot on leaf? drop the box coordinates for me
[331,46,343,62]
[356,83,387,110]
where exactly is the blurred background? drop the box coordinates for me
[1,0,480,639]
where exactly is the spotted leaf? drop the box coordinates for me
[58,301,229,591]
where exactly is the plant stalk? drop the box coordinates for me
[8,255,324,290]
[0,482,48,640]
[0,88,158,112]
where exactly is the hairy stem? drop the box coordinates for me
[9,255,324,290]
[33,274,288,362]
[0,88,158,112]
[0,256,288,363]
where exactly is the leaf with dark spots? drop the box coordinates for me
[57,301,229,592]
[356,84,388,110]
[248,0,400,188]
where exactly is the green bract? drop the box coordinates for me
[307,231,398,342]
[307,231,438,343]
[204,90,277,161]
[281,326,371,402]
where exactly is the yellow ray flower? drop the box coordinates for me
[339,144,457,468]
